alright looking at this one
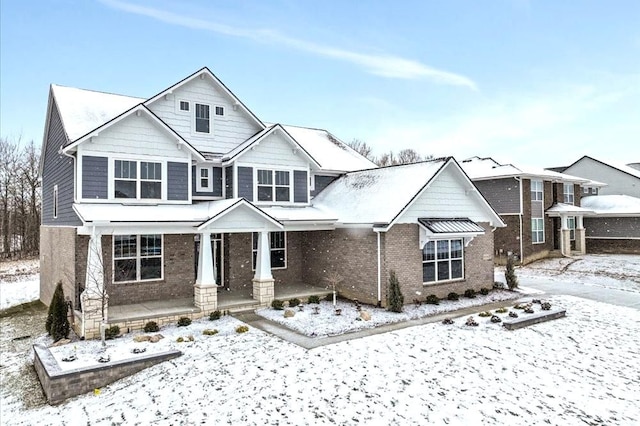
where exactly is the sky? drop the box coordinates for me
[1,0,639,168]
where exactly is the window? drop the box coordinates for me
[195,103,210,133]
[567,217,576,241]
[113,234,162,282]
[215,106,224,116]
[114,160,162,200]
[583,187,589,194]
[257,169,290,202]
[179,101,190,112]
[563,183,574,204]
[532,218,544,243]
[252,231,286,269]
[197,167,210,191]
[422,239,463,283]
[531,180,543,201]
[53,185,58,219]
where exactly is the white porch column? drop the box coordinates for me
[575,215,586,255]
[195,232,218,313]
[80,227,107,339]
[252,231,274,306]
[560,214,571,257]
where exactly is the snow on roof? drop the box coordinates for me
[546,203,595,215]
[277,124,377,172]
[52,85,144,142]
[461,156,589,183]
[260,205,338,222]
[313,159,447,225]
[581,195,640,216]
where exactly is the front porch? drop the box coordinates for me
[107,281,332,328]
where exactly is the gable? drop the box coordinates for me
[566,157,640,198]
[146,73,263,154]
[236,130,310,168]
[198,200,282,232]
[397,163,502,226]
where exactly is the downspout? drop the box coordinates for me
[375,229,382,307]
[516,177,524,265]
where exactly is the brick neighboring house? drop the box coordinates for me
[549,156,640,254]
[40,67,504,339]
[460,157,603,265]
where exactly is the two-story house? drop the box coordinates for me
[549,156,640,254]
[40,67,504,338]
[460,157,602,265]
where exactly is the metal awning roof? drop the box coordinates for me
[418,218,485,234]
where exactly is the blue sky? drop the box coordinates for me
[1,0,638,167]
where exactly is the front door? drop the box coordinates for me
[194,233,224,286]
[552,217,560,250]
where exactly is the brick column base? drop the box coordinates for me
[79,293,107,340]
[194,284,218,313]
[252,278,275,306]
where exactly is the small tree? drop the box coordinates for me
[505,255,519,290]
[46,281,70,341]
[324,271,342,307]
[387,270,404,312]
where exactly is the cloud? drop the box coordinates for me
[100,0,476,89]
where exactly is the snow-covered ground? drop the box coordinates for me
[2,256,640,425]
[0,259,40,310]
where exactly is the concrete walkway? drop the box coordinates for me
[232,299,524,350]
[519,276,640,310]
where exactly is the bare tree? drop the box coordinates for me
[348,139,432,167]
[0,137,19,256]
[348,139,375,162]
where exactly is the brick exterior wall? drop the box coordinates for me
[40,226,77,307]
[493,215,521,264]
[586,239,640,254]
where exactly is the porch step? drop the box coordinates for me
[218,300,261,313]
[502,309,566,330]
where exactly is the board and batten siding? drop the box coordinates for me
[81,156,108,199]
[79,114,190,160]
[146,76,262,154]
[311,175,337,197]
[473,178,521,214]
[237,166,253,201]
[237,131,309,168]
[293,170,308,203]
[167,162,189,201]
[398,165,495,224]
[42,101,81,226]
[191,166,223,197]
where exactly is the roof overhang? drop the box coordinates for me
[546,203,595,217]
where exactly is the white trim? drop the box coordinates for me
[421,238,465,285]
[112,234,164,284]
[112,158,165,202]
[196,165,213,192]
[193,102,211,136]
[177,99,190,113]
[531,217,545,244]
[255,168,292,204]
[252,231,287,270]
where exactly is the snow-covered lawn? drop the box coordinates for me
[515,254,640,293]
[0,259,40,310]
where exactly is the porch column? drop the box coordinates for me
[80,227,107,339]
[560,215,571,257]
[194,232,218,313]
[252,231,274,306]
[575,215,586,255]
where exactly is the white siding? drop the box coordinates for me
[80,114,189,159]
[565,158,640,198]
[398,165,492,223]
[147,76,262,154]
[238,132,309,168]
[208,207,278,231]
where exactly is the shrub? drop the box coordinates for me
[490,315,502,323]
[505,255,519,290]
[288,298,301,308]
[235,325,249,333]
[209,310,222,321]
[144,321,159,333]
[203,329,218,336]
[464,289,476,298]
[426,294,440,305]
[478,311,492,317]
[508,311,519,318]
[465,316,478,327]
[541,302,551,311]
[271,299,285,310]
[493,281,506,290]
[308,295,321,304]
[46,281,70,341]
[442,318,454,325]
[387,270,404,313]
[105,325,120,340]
[177,317,192,327]
[176,337,184,343]
[447,292,460,301]
[495,307,509,314]
[479,288,490,295]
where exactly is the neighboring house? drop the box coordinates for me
[549,156,640,254]
[40,67,504,338]
[460,157,602,265]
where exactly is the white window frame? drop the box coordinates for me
[422,239,464,284]
[563,183,575,205]
[532,218,545,244]
[194,103,211,134]
[196,166,213,192]
[531,180,543,201]
[53,185,58,219]
[214,105,225,117]
[252,231,287,270]
[178,100,190,113]
[113,234,163,283]
[583,186,589,194]
[113,159,163,201]
[255,169,291,203]
[567,216,576,241]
